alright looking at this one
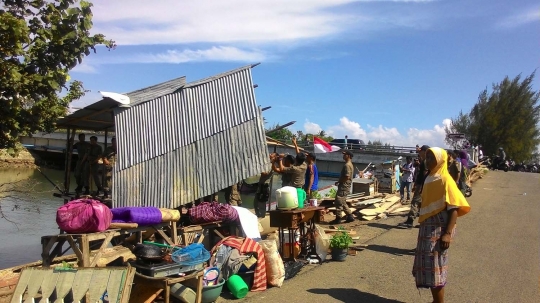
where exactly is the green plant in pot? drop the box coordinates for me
[329,227,353,261]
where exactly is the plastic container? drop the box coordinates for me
[201,278,226,303]
[296,188,306,208]
[236,270,255,290]
[171,243,210,266]
[276,186,298,210]
[227,274,249,299]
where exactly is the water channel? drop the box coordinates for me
[0,167,336,269]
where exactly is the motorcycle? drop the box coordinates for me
[478,155,491,167]
[526,163,538,173]
[515,162,527,172]
[464,186,472,198]
[489,156,509,172]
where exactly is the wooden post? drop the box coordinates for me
[64,128,76,198]
[63,128,71,195]
[102,130,108,190]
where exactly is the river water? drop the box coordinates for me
[0,168,335,269]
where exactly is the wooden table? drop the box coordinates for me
[41,222,177,268]
[177,221,240,246]
[133,269,204,303]
[269,207,325,261]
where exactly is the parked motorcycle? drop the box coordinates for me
[526,163,538,173]
[515,162,527,172]
[464,186,472,198]
[478,155,491,167]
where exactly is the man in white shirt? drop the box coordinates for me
[400,156,415,203]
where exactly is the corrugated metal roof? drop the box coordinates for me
[114,66,258,170]
[125,76,186,106]
[113,116,269,208]
[112,65,269,208]
[55,76,186,131]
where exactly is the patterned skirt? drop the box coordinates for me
[412,211,456,288]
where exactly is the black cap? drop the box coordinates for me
[307,152,317,160]
[342,150,354,158]
[420,145,430,151]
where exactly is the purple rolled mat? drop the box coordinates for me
[111,207,163,225]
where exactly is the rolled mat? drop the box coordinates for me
[159,208,181,222]
[111,207,163,225]
[227,274,248,299]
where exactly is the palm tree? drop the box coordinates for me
[317,130,326,137]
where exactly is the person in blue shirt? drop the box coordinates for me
[304,152,319,198]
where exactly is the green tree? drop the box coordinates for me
[0,0,115,149]
[266,123,294,142]
[445,73,540,161]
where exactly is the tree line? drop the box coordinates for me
[445,72,540,162]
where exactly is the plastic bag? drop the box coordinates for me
[314,224,330,261]
[56,199,112,233]
[259,240,285,287]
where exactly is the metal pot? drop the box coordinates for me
[133,244,164,261]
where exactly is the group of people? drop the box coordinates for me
[400,146,472,203]
[267,137,356,224]
[396,145,471,303]
[72,133,117,197]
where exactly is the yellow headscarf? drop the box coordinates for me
[419,147,471,223]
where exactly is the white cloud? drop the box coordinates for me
[126,47,269,64]
[497,7,540,28]
[71,62,97,74]
[327,117,368,140]
[318,116,451,147]
[91,0,437,46]
[304,120,323,134]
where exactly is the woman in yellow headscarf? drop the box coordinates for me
[412,147,470,303]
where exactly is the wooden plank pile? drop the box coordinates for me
[328,194,412,221]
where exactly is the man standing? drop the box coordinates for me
[224,183,242,206]
[330,150,355,224]
[102,137,117,198]
[272,137,307,189]
[82,136,104,195]
[73,133,90,194]
[399,145,430,228]
[344,135,349,149]
[399,156,415,203]
[304,152,319,198]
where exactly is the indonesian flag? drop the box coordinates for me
[313,136,341,153]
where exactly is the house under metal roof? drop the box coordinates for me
[57,64,269,208]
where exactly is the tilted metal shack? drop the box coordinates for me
[57,64,269,208]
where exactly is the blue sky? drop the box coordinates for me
[70,0,539,147]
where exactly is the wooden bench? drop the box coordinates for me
[41,222,177,268]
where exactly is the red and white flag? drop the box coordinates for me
[313,136,341,153]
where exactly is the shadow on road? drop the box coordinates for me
[365,244,416,256]
[307,288,405,303]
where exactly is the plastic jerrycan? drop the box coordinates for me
[296,188,306,208]
[276,186,299,210]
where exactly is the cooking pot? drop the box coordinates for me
[133,244,164,261]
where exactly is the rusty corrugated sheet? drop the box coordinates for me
[112,65,269,208]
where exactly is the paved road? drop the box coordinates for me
[239,171,539,303]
